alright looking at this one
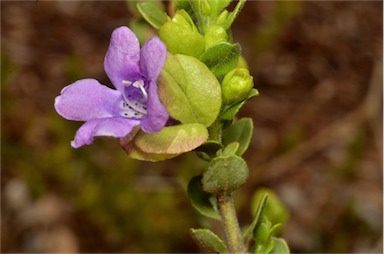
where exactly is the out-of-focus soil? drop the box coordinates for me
[1,1,382,253]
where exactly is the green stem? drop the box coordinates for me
[208,118,223,143]
[217,194,246,253]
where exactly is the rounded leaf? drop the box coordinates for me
[159,54,222,127]
[222,118,253,156]
[137,2,167,29]
[120,123,208,161]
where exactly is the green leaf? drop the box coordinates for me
[259,239,275,254]
[187,175,220,220]
[222,0,246,30]
[194,140,223,161]
[129,17,153,45]
[242,193,268,244]
[159,53,222,127]
[254,216,276,254]
[222,142,240,156]
[120,123,208,161]
[269,237,290,254]
[200,42,241,76]
[254,221,272,252]
[190,228,228,253]
[251,188,290,228]
[223,118,253,156]
[221,88,259,122]
[202,154,248,194]
[137,2,168,29]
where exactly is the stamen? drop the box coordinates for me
[133,80,148,100]
[132,80,144,88]
[122,80,132,86]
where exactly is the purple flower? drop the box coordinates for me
[54,26,169,148]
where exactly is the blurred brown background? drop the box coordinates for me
[1,1,382,253]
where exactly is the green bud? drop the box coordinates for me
[172,9,197,31]
[159,10,205,58]
[200,0,211,16]
[202,154,249,195]
[205,25,228,49]
[221,68,254,105]
[207,0,231,16]
[216,0,232,12]
[217,10,229,26]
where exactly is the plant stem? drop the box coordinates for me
[217,194,246,253]
[208,118,223,143]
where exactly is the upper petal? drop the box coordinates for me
[104,26,141,92]
[140,80,169,133]
[54,79,121,121]
[140,37,167,81]
[71,117,141,148]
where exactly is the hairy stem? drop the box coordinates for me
[217,194,246,253]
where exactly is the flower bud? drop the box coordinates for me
[217,10,229,26]
[221,68,254,105]
[207,0,231,15]
[202,154,249,195]
[159,10,205,58]
[200,0,211,16]
[204,25,228,49]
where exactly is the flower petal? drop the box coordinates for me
[71,117,140,148]
[140,80,169,133]
[54,79,122,121]
[140,37,167,81]
[104,26,141,92]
